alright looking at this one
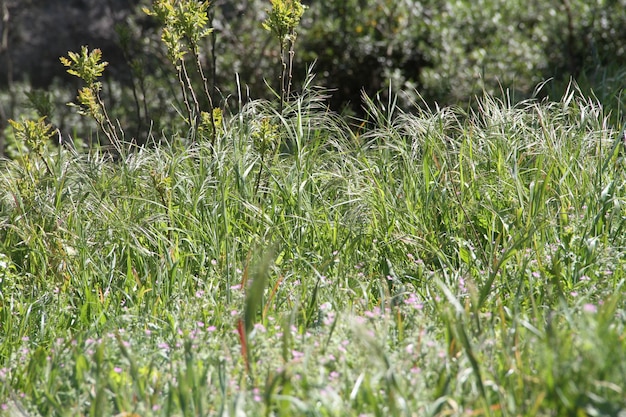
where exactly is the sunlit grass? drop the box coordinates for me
[1,83,625,416]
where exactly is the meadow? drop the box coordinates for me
[2,0,626,415]
[1,79,626,416]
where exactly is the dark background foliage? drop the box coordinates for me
[1,0,625,152]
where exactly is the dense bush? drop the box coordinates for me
[1,0,626,152]
[296,0,626,111]
[80,0,626,118]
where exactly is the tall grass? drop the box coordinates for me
[1,82,625,416]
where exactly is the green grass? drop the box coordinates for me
[1,83,626,416]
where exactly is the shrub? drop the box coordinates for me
[2,0,626,154]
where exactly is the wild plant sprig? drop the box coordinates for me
[144,0,217,144]
[263,0,306,114]
[60,46,123,153]
[7,117,55,175]
[251,116,280,199]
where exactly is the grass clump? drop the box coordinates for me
[1,78,625,416]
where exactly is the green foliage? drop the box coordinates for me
[143,0,217,143]
[263,0,306,113]
[7,117,55,175]
[2,0,626,415]
[24,90,55,121]
[59,47,109,86]
[1,83,626,415]
[296,0,626,112]
[262,0,305,47]
[61,46,123,152]
[251,116,279,156]
[298,0,432,111]
[3,0,626,155]
[251,115,280,198]
[198,108,223,139]
[143,0,213,63]
[7,118,54,159]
